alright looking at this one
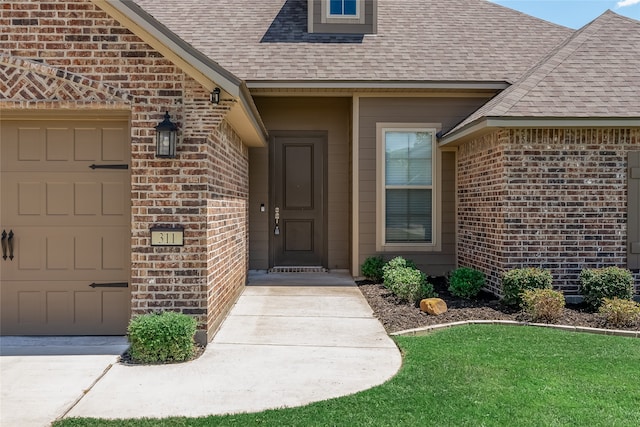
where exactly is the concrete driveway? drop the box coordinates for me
[1,272,401,425]
[0,337,129,427]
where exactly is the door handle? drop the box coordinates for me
[274,207,280,235]
[1,230,7,260]
[7,230,14,260]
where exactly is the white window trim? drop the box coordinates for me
[376,123,442,252]
[321,0,365,25]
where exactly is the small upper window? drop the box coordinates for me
[329,0,358,17]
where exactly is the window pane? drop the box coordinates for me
[330,0,342,15]
[385,131,432,186]
[385,189,432,242]
[344,0,357,15]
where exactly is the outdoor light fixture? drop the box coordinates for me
[155,111,178,158]
[210,87,221,104]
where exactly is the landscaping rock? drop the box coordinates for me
[420,298,448,315]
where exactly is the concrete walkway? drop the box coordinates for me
[1,272,401,425]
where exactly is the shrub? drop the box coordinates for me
[383,258,436,303]
[361,256,385,282]
[448,267,485,299]
[521,288,565,323]
[382,256,417,273]
[598,298,640,328]
[127,311,197,364]
[580,267,634,310]
[501,268,553,306]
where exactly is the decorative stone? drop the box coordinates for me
[420,298,448,315]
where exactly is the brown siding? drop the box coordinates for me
[358,96,491,276]
[458,128,640,296]
[250,97,351,270]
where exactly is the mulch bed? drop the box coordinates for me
[357,277,640,334]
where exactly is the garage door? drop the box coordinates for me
[0,118,131,335]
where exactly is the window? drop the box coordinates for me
[377,124,440,251]
[329,0,358,16]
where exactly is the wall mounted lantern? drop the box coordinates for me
[210,87,221,104]
[155,112,178,158]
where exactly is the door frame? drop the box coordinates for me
[269,131,328,268]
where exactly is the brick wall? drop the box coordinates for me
[458,128,640,296]
[1,0,249,341]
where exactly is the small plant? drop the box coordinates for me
[448,267,485,299]
[382,257,435,303]
[521,288,565,323]
[598,298,640,327]
[580,267,634,310]
[127,311,197,364]
[501,267,553,306]
[382,256,417,273]
[361,256,384,282]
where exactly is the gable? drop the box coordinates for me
[0,56,130,107]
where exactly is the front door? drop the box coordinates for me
[271,133,327,267]
[0,118,131,335]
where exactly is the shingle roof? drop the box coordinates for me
[447,10,640,135]
[131,0,572,84]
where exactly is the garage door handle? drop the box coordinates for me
[89,164,129,170]
[7,230,14,260]
[1,230,7,260]
[89,282,128,288]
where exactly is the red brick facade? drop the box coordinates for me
[1,0,249,341]
[458,128,640,297]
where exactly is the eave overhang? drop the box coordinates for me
[439,117,640,147]
[90,0,268,147]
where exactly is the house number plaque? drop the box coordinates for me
[150,227,184,246]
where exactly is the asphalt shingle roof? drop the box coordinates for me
[132,0,572,83]
[450,10,640,131]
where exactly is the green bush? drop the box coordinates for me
[598,298,640,327]
[382,256,417,273]
[521,288,565,323]
[127,311,197,364]
[382,257,435,303]
[580,267,634,310]
[361,256,385,282]
[501,267,553,306]
[448,267,485,299]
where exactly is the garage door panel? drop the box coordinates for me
[2,121,128,172]
[47,234,72,270]
[102,182,125,216]
[46,128,73,161]
[3,227,129,281]
[75,182,100,215]
[18,182,42,215]
[1,282,130,335]
[102,127,127,161]
[4,173,128,226]
[17,128,43,162]
[75,234,100,270]
[74,128,100,161]
[102,234,127,270]
[1,118,130,336]
[47,182,72,215]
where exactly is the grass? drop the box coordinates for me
[56,325,640,427]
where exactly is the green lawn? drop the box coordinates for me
[56,325,640,427]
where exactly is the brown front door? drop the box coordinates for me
[0,118,131,335]
[271,133,327,267]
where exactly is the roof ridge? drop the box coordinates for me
[497,11,614,116]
